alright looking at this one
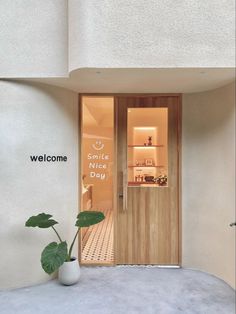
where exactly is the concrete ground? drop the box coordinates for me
[0,267,235,314]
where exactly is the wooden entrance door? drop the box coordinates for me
[115,96,181,265]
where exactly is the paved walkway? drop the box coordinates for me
[0,267,235,314]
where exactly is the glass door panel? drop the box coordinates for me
[80,96,114,264]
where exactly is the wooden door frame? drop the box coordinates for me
[78,94,182,266]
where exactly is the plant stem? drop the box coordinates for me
[51,226,63,243]
[68,228,80,261]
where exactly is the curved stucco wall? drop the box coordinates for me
[0,80,235,290]
[0,80,78,289]
[0,0,68,77]
[182,82,235,289]
[69,0,235,71]
[0,1,234,76]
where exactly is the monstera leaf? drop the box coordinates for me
[41,242,68,274]
[75,211,105,227]
[25,213,58,228]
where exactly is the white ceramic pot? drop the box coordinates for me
[58,258,80,285]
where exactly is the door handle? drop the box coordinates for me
[118,193,123,198]
[122,169,128,211]
[229,222,236,227]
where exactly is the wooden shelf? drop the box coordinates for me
[128,165,164,168]
[128,145,164,148]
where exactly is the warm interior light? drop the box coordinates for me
[134,127,156,130]
[134,147,156,149]
[135,167,156,168]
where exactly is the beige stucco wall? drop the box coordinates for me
[0,80,78,289]
[0,80,235,290]
[0,0,68,77]
[69,0,235,71]
[1,0,234,77]
[182,82,235,288]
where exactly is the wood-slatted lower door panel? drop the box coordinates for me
[116,96,180,265]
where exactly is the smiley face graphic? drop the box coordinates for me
[92,140,105,151]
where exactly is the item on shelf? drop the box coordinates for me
[144,175,154,182]
[148,136,152,146]
[135,175,143,182]
[135,160,144,166]
[145,158,153,166]
[128,126,164,185]
[155,174,168,186]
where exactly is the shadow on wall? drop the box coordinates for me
[0,79,78,289]
[1,79,78,125]
[182,81,235,289]
[183,83,235,136]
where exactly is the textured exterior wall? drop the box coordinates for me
[0,0,234,76]
[0,81,78,289]
[69,0,235,71]
[0,0,68,77]
[0,80,235,289]
[182,82,235,288]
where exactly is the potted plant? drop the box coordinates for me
[25,211,105,285]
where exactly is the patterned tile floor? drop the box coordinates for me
[81,209,114,263]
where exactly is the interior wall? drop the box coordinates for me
[0,80,78,289]
[81,97,114,210]
[182,82,235,288]
[82,126,114,210]
[127,108,168,182]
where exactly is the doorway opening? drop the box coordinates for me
[79,94,181,266]
[80,96,115,265]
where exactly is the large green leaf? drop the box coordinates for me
[25,213,58,228]
[75,211,105,227]
[41,242,67,274]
